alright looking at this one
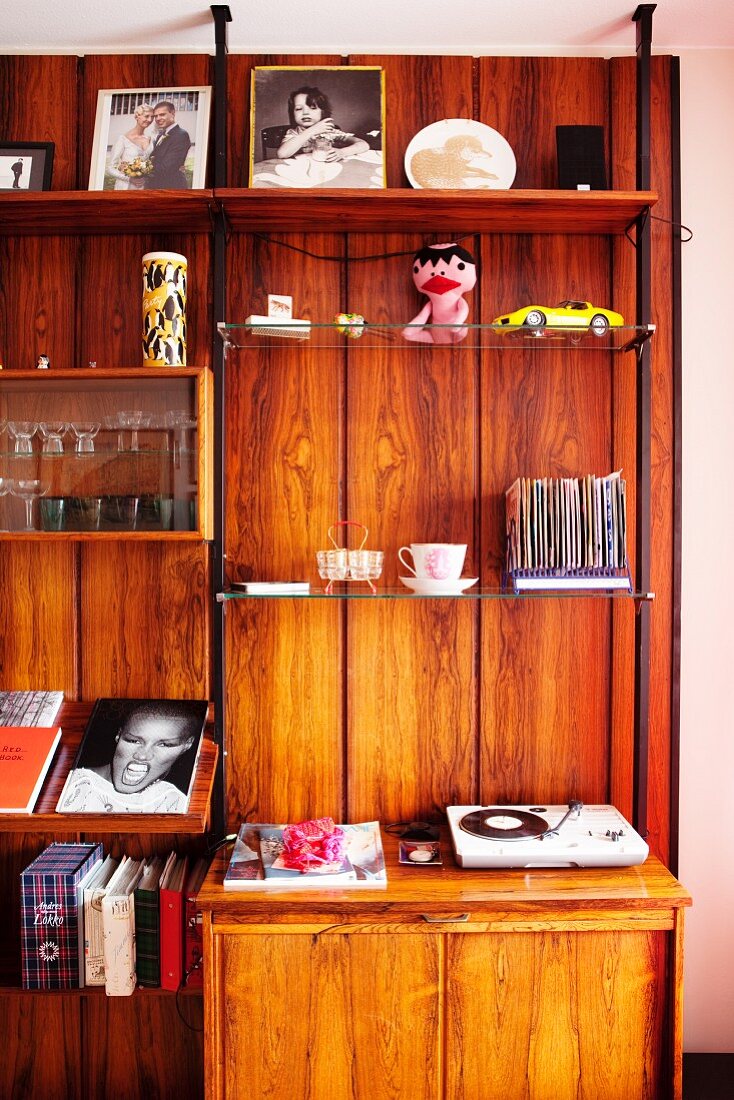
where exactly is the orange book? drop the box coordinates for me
[0,726,62,813]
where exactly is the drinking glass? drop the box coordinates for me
[0,476,15,531]
[164,410,197,457]
[7,421,37,454]
[118,411,151,450]
[12,479,50,530]
[103,414,125,451]
[39,422,69,454]
[40,496,66,531]
[70,421,100,454]
[77,496,102,531]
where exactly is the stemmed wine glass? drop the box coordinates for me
[0,476,15,531]
[7,421,38,454]
[103,414,125,452]
[69,421,100,454]
[118,411,151,451]
[39,421,69,454]
[12,479,50,531]
[164,409,197,456]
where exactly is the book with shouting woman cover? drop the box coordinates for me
[55,698,208,815]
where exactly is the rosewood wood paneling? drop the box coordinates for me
[0,993,82,1098]
[224,600,343,825]
[610,57,675,862]
[80,541,210,699]
[350,54,474,187]
[83,994,204,1099]
[0,542,78,693]
[446,929,665,1100]
[478,57,609,189]
[348,601,477,821]
[479,231,616,805]
[0,235,78,371]
[0,55,79,190]
[345,228,478,819]
[223,231,343,823]
[78,233,212,370]
[214,931,441,1100]
[610,58,640,826]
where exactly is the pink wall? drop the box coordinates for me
[679,49,734,1052]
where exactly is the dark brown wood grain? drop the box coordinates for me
[83,994,204,1098]
[0,993,82,1098]
[214,188,657,235]
[80,541,211,698]
[478,57,609,190]
[349,54,474,187]
[0,542,78,693]
[0,56,79,190]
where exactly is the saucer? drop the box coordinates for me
[399,576,479,595]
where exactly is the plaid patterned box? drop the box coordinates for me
[21,842,103,990]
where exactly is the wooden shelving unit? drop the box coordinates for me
[0,703,218,834]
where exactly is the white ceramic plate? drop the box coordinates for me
[399,576,479,595]
[404,119,516,190]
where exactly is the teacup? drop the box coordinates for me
[398,543,467,581]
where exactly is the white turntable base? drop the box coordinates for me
[447,804,649,869]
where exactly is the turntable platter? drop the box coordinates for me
[459,807,549,841]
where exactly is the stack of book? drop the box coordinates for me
[0,690,64,814]
[223,820,387,890]
[505,471,631,591]
[20,842,209,995]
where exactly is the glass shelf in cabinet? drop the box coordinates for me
[218,586,655,602]
[217,320,655,353]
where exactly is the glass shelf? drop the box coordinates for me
[219,586,654,601]
[218,320,655,352]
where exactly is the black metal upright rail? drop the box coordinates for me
[210,3,232,840]
[632,3,655,838]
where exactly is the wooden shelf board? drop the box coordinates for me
[0,188,657,237]
[0,702,218,834]
[0,190,215,236]
[216,188,658,235]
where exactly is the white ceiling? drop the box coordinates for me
[2,0,733,55]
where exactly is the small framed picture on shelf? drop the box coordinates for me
[249,66,385,190]
[0,142,54,191]
[88,86,211,191]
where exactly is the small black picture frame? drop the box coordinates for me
[0,142,54,191]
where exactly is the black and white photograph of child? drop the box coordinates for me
[56,698,208,814]
[250,66,384,189]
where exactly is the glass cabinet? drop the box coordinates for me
[0,367,212,538]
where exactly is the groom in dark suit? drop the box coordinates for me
[146,101,191,189]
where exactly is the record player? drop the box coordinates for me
[447,802,648,869]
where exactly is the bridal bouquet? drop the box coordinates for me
[121,157,153,178]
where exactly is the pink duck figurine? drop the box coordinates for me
[403,242,477,344]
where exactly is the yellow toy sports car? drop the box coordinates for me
[492,300,624,335]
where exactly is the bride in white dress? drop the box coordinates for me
[107,102,155,190]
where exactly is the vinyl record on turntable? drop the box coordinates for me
[459,808,548,841]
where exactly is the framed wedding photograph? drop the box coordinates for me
[0,142,54,191]
[88,86,211,191]
[249,66,385,189]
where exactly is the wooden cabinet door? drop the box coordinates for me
[211,930,441,1100]
[445,930,666,1100]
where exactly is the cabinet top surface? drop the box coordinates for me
[199,841,690,919]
